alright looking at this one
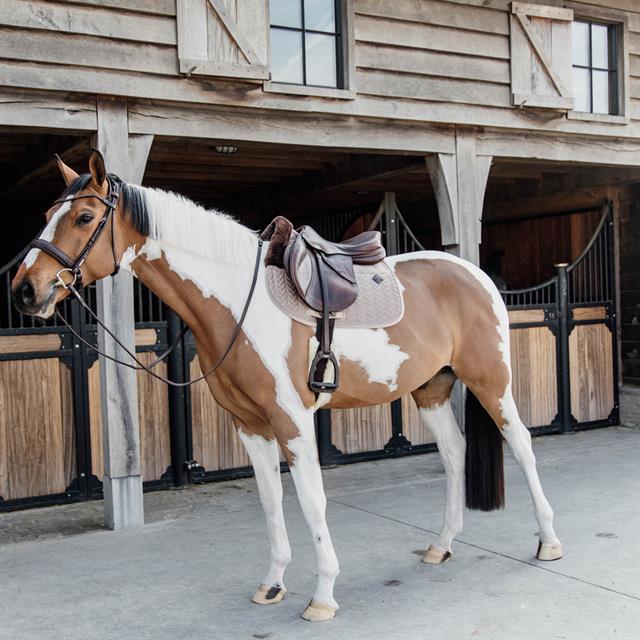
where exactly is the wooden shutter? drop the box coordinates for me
[176,0,269,80]
[510,2,574,110]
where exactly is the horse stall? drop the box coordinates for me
[0,130,629,510]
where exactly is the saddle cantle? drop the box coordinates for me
[261,216,402,395]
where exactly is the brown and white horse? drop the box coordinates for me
[12,151,562,622]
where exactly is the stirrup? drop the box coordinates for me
[309,350,339,393]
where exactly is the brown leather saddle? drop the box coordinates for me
[261,216,386,393]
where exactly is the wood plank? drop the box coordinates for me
[569,324,614,422]
[508,309,546,323]
[59,361,76,489]
[356,68,510,107]
[136,352,171,482]
[510,326,557,427]
[331,404,392,454]
[355,0,509,35]
[0,358,70,500]
[0,87,96,132]
[61,0,176,15]
[0,27,177,76]
[0,0,177,45]
[0,333,61,354]
[135,328,158,346]
[572,306,608,321]
[357,43,511,84]
[355,15,510,59]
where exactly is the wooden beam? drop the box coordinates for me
[94,97,151,530]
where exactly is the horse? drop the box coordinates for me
[11,150,562,622]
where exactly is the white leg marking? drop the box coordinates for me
[419,401,466,554]
[287,416,339,614]
[238,430,291,592]
[500,389,561,548]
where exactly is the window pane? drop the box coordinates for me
[572,67,590,112]
[572,21,589,66]
[591,24,609,69]
[592,70,610,114]
[304,0,336,32]
[270,28,303,83]
[270,0,302,28]
[305,33,337,87]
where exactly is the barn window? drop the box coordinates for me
[572,21,619,115]
[269,0,343,88]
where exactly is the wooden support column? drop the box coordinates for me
[94,96,153,530]
[426,130,492,265]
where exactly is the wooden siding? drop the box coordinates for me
[332,403,392,454]
[0,0,639,145]
[570,323,615,422]
[0,359,75,500]
[510,326,558,427]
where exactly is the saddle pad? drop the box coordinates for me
[266,260,404,329]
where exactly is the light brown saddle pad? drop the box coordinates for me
[265,260,404,329]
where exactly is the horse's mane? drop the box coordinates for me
[126,183,258,266]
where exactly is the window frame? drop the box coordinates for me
[566,6,629,125]
[264,0,356,100]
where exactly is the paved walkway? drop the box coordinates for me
[1,427,638,640]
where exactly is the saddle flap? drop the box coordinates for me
[284,235,358,313]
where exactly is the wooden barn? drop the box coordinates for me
[0,0,639,523]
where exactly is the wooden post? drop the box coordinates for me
[426,130,492,265]
[94,96,153,530]
[426,131,492,426]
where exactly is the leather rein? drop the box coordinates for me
[32,176,263,387]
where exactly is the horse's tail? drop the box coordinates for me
[464,389,505,511]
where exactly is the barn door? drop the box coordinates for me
[176,0,269,80]
[510,2,574,110]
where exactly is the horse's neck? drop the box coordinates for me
[127,238,254,356]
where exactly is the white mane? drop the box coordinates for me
[139,186,258,265]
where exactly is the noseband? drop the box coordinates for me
[31,175,121,290]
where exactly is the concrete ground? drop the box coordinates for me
[1,427,638,640]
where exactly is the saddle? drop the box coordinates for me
[261,216,386,393]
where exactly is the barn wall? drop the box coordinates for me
[0,0,639,143]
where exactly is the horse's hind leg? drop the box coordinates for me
[237,427,291,604]
[499,388,562,560]
[412,368,466,564]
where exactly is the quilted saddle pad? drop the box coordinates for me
[265,260,404,329]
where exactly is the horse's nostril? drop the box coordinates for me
[20,279,35,305]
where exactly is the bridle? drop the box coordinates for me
[30,175,263,387]
[31,175,122,290]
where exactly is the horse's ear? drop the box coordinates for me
[88,148,107,190]
[55,154,79,186]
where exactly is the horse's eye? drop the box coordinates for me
[76,213,94,226]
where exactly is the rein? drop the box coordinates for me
[35,176,264,387]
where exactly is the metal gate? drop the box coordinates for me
[501,203,618,434]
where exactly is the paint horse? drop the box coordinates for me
[12,151,562,622]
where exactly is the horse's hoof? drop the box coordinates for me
[536,541,563,561]
[251,584,286,605]
[301,600,337,622]
[422,545,452,564]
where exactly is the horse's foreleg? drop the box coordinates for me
[412,371,465,564]
[281,414,340,622]
[238,429,291,604]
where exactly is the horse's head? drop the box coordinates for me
[12,149,126,318]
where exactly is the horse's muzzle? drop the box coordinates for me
[11,277,51,316]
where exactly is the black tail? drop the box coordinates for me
[465,390,505,511]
